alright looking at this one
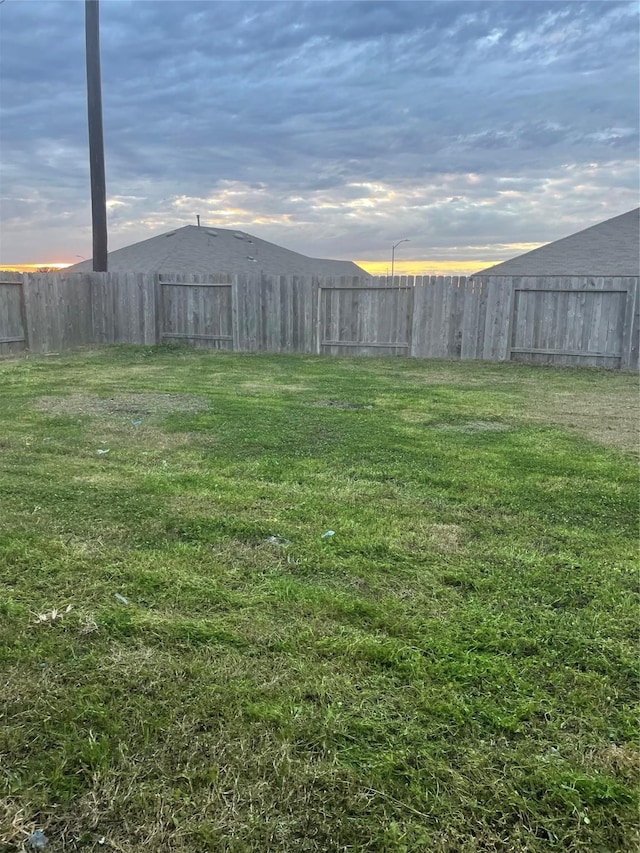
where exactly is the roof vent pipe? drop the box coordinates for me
[196,215,200,227]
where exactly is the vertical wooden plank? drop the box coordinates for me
[481,277,500,360]
[410,279,426,358]
[444,277,457,357]
[150,274,161,344]
[287,276,296,352]
[551,288,569,354]
[537,289,552,352]
[599,279,615,358]
[422,277,435,358]
[300,275,312,353]
[236,275,248,351]
[579,288,596,354]
[255,274,265,351]
[476,277,491,358]
[461,277,479,359]
[406,285,416,357]
[594,289,611,356]
[248,274,260,352]
[437,276,452,358]
[22,275,37,352]
[322,282,332,349]
[231,276,239,351]
[608,290,625,360]
[620,278,639,368]
[90,274,101,343]
[489,278,513,361]
[629,279,639,369]
[380,288,392,346]
[18,278,29,351]
[361,287,372,350]
[355,286,365,347]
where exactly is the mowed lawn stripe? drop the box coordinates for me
[0,346,637,852]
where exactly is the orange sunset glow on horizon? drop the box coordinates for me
[0,263,72,273]
[356,259,495,276]
[2,260,496,276]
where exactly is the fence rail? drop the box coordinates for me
[0,271,637,368]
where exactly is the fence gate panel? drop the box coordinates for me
[0,280,27,355]
[510,287,627,367]
[319,286,413,357]
[159,280,233,349]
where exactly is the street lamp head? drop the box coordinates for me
[392,238,410,250]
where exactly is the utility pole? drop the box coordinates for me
[85,0,108,271]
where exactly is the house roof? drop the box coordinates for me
[66,225,369,278]
[476,208,639,276]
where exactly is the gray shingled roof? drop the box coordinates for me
[476,208,639,276]
[66,225,369,278]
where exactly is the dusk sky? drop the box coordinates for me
[0,0,638,274]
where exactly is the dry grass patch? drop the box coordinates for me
[0,799,37,852]
[430,421,511,433]
[35,393,209,417]
[239,381,309,393]
[314,400,374,409]
[590,743,640,781]
[527,389,639,453]
[427,523,465,554]
[395,520,466,555]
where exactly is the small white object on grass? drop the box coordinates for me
[114,593,129,605]
[321,530,335,538]
[96,449,110,455]
[28,830,49,849]
[265,535,290,546]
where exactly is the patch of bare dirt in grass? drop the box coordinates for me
[35,393,209,417]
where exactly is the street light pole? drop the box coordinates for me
[85,0,108,272]
[391,238,409,281]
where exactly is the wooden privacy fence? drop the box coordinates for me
[0,272,638,368]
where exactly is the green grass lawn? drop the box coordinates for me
[0,346,638,852]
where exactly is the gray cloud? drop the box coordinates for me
[0,0,637,266]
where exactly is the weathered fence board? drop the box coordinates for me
[1,271,637,368]
[0,274,27,355]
